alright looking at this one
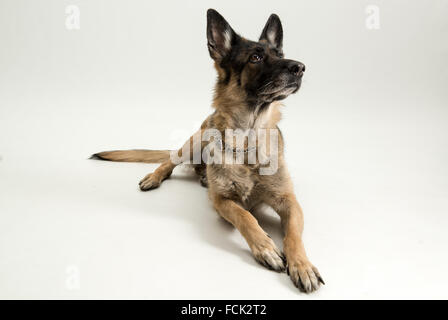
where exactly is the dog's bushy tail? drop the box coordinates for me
[90,149,171,163]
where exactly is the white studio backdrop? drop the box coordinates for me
[0,0,447,299]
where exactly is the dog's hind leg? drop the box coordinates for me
[139,161,177,191]
[139,130,203,191]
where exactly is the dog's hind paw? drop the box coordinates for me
[139,173,161,191]
[199,175,208,188]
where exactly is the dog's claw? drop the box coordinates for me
[295,278,306,292]
[312,266,325,285]
[281,253,287,264]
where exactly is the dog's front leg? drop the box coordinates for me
[212,195,285,272]
[268,193,324,293]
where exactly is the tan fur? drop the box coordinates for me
[92,149,171,163]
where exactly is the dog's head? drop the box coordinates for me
[207,9,305,106]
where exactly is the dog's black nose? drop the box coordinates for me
[289,62,305,77]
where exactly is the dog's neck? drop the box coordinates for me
[212,80,282,130]
[247,101,282,129]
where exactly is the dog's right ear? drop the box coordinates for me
[207,9,235,61]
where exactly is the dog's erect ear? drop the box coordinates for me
[207,9,236,61]
[259,14,283,50]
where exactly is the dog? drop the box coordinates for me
[92,9,324,293]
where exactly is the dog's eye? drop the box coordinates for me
[250,54,263,63]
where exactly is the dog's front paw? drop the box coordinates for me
[139,173,160,191]
[250,238,286,272]
[287,259,324,293]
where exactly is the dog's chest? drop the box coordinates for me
[207,164,260,203]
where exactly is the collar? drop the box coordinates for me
[215,138,257,153]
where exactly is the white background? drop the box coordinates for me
[0,0,447,299]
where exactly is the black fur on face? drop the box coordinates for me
[207,9,305,106]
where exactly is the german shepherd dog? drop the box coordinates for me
[92,9,324,293]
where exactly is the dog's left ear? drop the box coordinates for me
[259,14,283,51]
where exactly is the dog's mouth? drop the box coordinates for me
[258,78,301,101]
[275,82,301,101]
[284,80,301,92]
